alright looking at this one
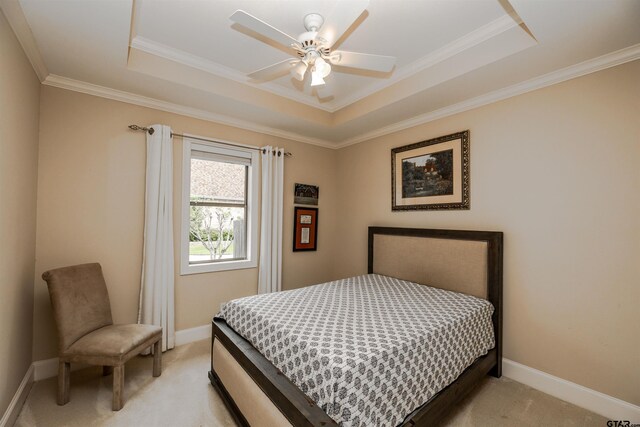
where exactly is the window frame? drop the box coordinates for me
[180,137,259,275]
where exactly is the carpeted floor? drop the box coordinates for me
[14,339,607,426]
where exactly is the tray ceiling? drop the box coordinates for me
[4,0,640,147]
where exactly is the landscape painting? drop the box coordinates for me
[392,130,470,211]
[401,149,454,198]
[294,183,319,205]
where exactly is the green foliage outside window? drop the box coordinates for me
[189,205,235,260]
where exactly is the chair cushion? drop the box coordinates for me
[63,324,162,363]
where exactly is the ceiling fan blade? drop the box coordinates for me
[316,0,369,48]
[248,59,298,81]
[330,51,396,73]
[230,10,300,50]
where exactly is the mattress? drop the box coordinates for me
[216,274,495,427]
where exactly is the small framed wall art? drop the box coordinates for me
[391,130,470,211]
[294,183,319,206]
[293,207,318,251]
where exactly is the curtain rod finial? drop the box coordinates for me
[129,124,154,135]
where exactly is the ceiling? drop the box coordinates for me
[2,0,640,148]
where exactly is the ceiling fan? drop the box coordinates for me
[229,0,395,89]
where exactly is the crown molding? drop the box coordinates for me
[336,43,640,149]
[130,36,333,112]
[329,14,521,111]
[38,42,640,151]
[0,0,48,81]
[130,14,521,114]
[42,74,336,148]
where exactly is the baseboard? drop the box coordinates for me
[32,357,58,381]
[28,331,637,422]
[33,324,212,381]
[0,365,34,427]
[33,357,63,381]
[174,324,211,346]
[503,358,640,422]
[32,357,91,382]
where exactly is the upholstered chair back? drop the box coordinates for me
[42,263,114,353]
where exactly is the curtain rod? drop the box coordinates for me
[128,125,292,157]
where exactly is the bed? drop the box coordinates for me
[209,227,503,426]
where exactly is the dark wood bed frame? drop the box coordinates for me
[209,227,503,426]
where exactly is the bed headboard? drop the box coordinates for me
[368,226,503,375]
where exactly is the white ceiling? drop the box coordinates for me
[3,0,640,147]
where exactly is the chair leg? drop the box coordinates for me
[103,366,113,376]
[112,365,124,411]
[57,361,70,405]
[153,339,162,377]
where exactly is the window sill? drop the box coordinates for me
[180,259,257,275]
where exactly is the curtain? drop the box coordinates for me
[258,146,284,294]
[138,124,175,352]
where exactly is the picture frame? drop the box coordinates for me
[391,130,469,211]
[293,207,318,251]
[294,183,319,206]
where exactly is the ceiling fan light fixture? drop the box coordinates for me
[290,60,308,81]
[310,68,325,86]
[315,56,331,78]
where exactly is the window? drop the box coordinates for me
[181,137,258,274]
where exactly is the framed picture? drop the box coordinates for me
[293,207,318,251]
[294,183,319,206]
[391,130,469,211]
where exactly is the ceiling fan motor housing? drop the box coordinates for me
[298,31,320,48]
[303,13,324,32]
[295,13,330,61]
[296,33,330,60]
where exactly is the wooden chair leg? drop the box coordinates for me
[153,339,162,377]
[58,361,70,405]
[112,365,124,411]
[103,366,113,376]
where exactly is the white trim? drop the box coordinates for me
[131,36,329,112]
[2,0,636,147]
[131,14,521,113]
[503,358,640,422]
[33,357,72,381]
[180,138,259,276]
[32,358,94,382]
[23,343,639,422]
[40,43,640,150]
[174,324,211,347]
[0,0,522,114]
[331,14,521,111]
[32,357,58,381]
[0,365,33,427]
[337,43,640,148]
[0,0,48,81]
[41,74,336,149]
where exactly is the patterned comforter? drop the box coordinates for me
[216,274,495,427]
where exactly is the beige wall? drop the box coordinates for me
[0,11,40,416]
[33,86,338,361]
[334,60,640,405]
[19,31,639,409]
